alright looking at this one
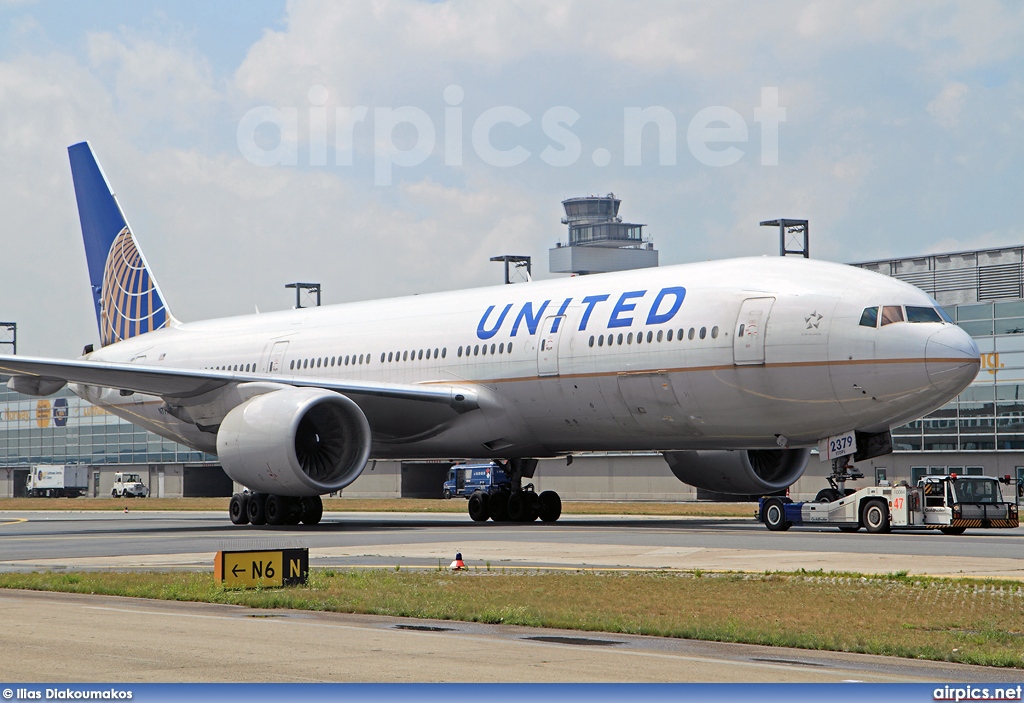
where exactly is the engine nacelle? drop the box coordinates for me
[216,387,371,496]
[663,448,810,495]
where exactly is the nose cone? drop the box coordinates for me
[926,325,980,395]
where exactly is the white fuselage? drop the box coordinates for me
[74,256,980,459]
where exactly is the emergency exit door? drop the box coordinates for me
[733,297,775,365]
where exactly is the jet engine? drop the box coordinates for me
[662,448,810,495]
[216,387,371,496]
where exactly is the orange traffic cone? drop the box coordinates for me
[449,552,465,570]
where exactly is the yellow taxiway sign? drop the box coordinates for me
[215,548,308,588]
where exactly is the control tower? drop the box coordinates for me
[548,193,658,275]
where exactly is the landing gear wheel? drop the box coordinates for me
[229,493,250,525]
[265,494,288,525]
[507,491,538,522]
[940,526,967,535]
[301,495,323,525]
[488,489,510,522]
[763,498,791,531]
[247,493,268,525]
[815,488,842,503]
[468,491,490,522]
[538,491,562,523]
[284,497,303,525]
[863,499,891,534]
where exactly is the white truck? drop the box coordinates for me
[26,465,88,498]
[111,472,149,498]
[760,474,1019,534]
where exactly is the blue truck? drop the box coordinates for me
[443,463,510,499]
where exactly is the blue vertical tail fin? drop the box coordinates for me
[68,142,175,347]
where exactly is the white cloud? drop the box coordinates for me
[927,81,969,128]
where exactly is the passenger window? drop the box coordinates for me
[657,330,663,342]
[359,354,364,364]
[859,307,878,327]
[677,328,683,340]
[482,344,488,356]
[474,345,480,356]
[589,336,594,347]
[881,305,904,326]
[627,332,634,344]
[458,346,463,357]
[667,329,673,342]
[699,327,706,339]
[688,328,695,340]
[711,326,719,339]
[434,348,440,358]
[636,332,643,344]
[290,360,295,370]
[598,335,604,347]
[646,331,653,343]
[490,343,496,354]
[442,347,447,358]
[499,343,505,354]
[906,306,942,323]
[388,352,393,362]
[380,353,386,363]
[606,334,614,346]
[419,349,424,360]
[617,333,623,345]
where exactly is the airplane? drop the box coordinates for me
[0,142,980,527]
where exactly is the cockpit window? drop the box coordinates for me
[880,305,904,326]
[906,306,943,323]
[859,307,878,328]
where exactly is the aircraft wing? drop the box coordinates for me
[0,354,479,442]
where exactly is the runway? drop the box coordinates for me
[1,509,1022,578]
[1,509,1023,683]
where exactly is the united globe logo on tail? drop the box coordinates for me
[99,227,168,346]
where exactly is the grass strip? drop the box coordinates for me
[1,568,1021,669]
[0,497,755,517]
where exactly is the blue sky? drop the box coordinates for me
[1,1,1023,355]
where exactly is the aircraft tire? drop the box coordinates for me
[229,493,250,525]
[265,494,288,525]
[488,490,511,522]
[862,499,891,534]
[284,497,303,525]
[940,526,967,535]
[763,498,790,531]
[507,491,537,522]
[538,491,562,522]
[301,495,323,525]
[468,491,490,522]
[247,493,268,525]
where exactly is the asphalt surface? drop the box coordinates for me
[1,509,1022,683]
[2,589,1022,683]
[1,509,1022,577]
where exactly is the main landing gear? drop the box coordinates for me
[467,458,562,523]
[229,491,323,526]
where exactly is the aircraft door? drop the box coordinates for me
[264,340,290,373]
[733,297,775,365]
[537,315,565,376]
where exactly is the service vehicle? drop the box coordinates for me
[25,465,88,498]
[443,463,509,499]
[760,474,1018,534]
[111,472,149,498]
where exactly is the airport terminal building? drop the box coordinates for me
[2,243,1024,502]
